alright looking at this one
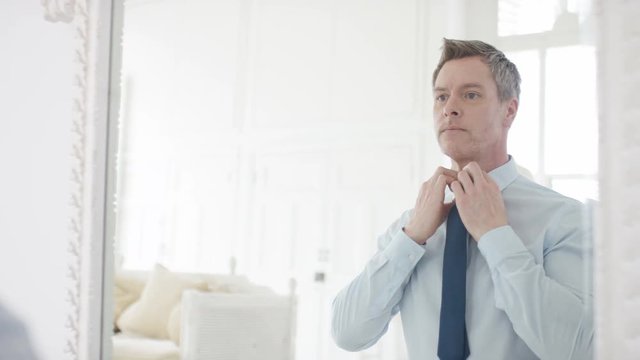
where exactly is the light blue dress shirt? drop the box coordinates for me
[332,157,593,359]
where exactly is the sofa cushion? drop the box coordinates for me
[117,264,207,339]
[113,273,146,329]
[166,304,180,345]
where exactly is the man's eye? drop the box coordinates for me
[435,94,448,102]
[465,92,480,100]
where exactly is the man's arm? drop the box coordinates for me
[453,163,593,359]
[332,166,457,351]
[331,212,424,351]
[478,204,593,359]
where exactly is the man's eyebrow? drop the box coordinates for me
[433,83,485,92]
[461,83,484,89]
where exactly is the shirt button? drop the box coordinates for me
[408,254,414,260]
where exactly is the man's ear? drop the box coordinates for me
[503,97,518,128]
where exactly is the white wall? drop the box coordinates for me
[596,0,640,357]
[0,2,74,359]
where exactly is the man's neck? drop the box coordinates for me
[451,154,510,173]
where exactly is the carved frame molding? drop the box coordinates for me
[42,0,114,359]
[41,0,76,23]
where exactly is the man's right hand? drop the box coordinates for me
[403,167,458,244]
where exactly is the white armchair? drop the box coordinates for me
[181,290,296,360]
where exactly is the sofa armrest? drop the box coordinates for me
[180,290,296,360]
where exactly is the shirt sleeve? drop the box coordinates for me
[477,203,594,359]
[331,211,426,351]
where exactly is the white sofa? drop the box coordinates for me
[112,264,296,360]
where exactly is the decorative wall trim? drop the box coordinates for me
[42,0,76,23]
[44,0,113,359]
[64,1,88,358]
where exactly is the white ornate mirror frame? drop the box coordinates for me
[41,0,640,358]
[41,0,119,359]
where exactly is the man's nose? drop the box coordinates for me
[443,99,460,117]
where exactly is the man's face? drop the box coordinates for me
[433,56,517,167]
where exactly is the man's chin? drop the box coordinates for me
[439,143,465,157]
[441,147,473,164]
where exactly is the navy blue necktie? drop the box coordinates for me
[437,205,470,360]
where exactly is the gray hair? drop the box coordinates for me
[432,38,521,101]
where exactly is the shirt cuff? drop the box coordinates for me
[380,229,426,273]
[477,225,528,270]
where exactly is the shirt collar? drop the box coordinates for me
[444,156,519,201]
[488,155,519,192]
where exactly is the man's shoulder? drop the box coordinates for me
[506,175,584,212]
[506,176,588,248]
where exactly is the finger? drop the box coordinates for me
[463,162,486,185]
[436,166,459,180]
[432,167,457,188]
[435,174,448,202]
[457,170,474,193]
[471,164,500,190]
[443,174,457,185]
[483,170,498,186]
[450,180,464,197]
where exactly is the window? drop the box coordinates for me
[498,0,598,202]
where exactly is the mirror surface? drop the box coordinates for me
[106,0,598,359]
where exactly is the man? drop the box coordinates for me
[331,39,593,359]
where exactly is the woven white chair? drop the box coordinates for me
[181,286,297,360]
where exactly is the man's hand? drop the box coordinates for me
[450,162,508,241]
[403,167,458,244]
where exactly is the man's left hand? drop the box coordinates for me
[450,162,508,241]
